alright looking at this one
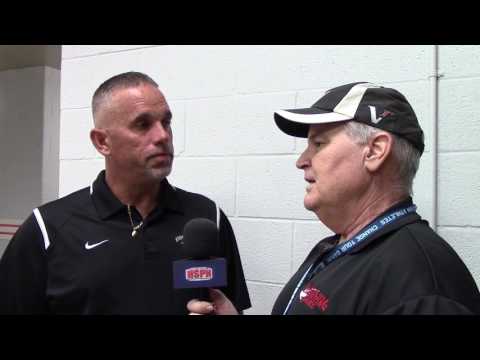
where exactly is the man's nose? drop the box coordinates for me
[296,149,311,169]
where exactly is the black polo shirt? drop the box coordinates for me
[272,199,480,315]
[0,171,251,314]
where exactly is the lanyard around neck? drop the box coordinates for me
[282,203,417,315]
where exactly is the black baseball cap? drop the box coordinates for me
[274,82,425,154]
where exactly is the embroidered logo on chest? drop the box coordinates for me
[85,239,110,250]
[175,235,184,244]
[299,283,329,312]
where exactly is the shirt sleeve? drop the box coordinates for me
[217,209,251,312]
[380,295,477,315]
[0,213,49,314]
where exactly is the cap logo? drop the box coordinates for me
[380,110,393,118]
[369,106,394,124]
[369,106,382,124]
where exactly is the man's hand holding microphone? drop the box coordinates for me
[187,288,239,315]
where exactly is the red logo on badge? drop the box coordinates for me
[185,267,213,281]
[299,283,329,311]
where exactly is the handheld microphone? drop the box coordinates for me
[173,218,227,290]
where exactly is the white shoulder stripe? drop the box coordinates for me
[33,208,50,250]
[216,204,220,230]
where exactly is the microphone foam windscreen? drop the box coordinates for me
[181,218,219,259]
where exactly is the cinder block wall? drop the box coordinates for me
[59,45,480,314]
[437,46,480,284]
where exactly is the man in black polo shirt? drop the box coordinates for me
[188,82,480,315]
[0,71,251,314]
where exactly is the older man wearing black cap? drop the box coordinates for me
[188,82,480,315]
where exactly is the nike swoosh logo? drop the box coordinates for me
[85,239,110,250]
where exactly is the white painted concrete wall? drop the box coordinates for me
[437,45,480,285]
[58,45,480,314]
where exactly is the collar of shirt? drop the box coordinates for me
[90,170,185,220]
[307,234,341,263]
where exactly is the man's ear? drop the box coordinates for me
[364,131,393,173]
[90,128,111,156]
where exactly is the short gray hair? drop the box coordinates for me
[343,121,421,195]
[92,71,158,118]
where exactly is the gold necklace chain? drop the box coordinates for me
[127,205,143,238]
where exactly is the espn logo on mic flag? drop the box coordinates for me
[173,258,227,289]
[186,267,213,281]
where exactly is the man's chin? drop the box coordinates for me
[146,166,172,181]
[303,201,315,212]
